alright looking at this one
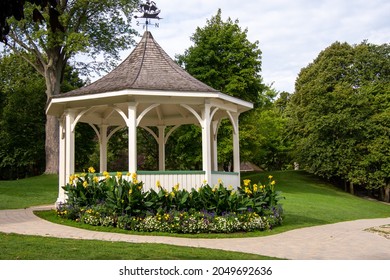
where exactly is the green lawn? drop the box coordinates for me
[242,171,390,233]
[0,170,389,259]
[0,232,278,260]
[0,174,57,209]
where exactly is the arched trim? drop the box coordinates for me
[165,125,181,144]
[180,104,202,124]
[140,126,159,142]
[137,104,160,126]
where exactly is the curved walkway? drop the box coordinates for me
[1,205,389,260]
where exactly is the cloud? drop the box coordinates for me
[129,0,390,93]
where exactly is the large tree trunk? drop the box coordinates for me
[45,115,59,174]
[44,55,64,174]
[349,182,354,195]
[384,184,390,203]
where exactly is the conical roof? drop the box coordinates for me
[62,31,218,97]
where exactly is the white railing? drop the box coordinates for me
[137,171,206,191]
[211,171,240,188]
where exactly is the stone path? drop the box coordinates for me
[1,205,389,260]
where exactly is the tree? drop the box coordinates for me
[0,53,46,179]
[175,9,266,170]
[1,1,63,41]
[240,88,292,170]
[1,0,139,174]
[287,41,390,201]
[0,52,91,179]
[176,9,265,107]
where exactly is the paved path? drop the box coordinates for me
[1,205,389,260]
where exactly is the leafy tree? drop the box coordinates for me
[0,1,63,41]
[287,41,390,201]
[174,9,267,170]
[1,0,139,174]
[0,52,94,178]
[0,54,46,179]
[176,9,265,107]
[240,88,292,171]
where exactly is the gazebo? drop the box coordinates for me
[46,31,253,205]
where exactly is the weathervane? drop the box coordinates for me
[134,1,162,30]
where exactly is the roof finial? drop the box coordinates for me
[134,1,163,31]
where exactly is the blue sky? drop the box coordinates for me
[129,0,390,93]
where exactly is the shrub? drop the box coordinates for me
[58,168,284,234]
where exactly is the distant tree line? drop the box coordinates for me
[286,41,390,202]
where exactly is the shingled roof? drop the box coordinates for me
[61,31,218,97]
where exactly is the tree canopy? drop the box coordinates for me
[1,0,139,174]
[287,41,390,201]
[177,9,265,107]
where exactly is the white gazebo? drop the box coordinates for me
[46,31,253,205]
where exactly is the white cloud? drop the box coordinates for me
[127,0,390,93]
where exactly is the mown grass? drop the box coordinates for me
[0,232,279,260]
[242,170,390,233]
[0,175,57,210]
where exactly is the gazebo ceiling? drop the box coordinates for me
[46,31,253,125]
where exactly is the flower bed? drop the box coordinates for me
[57,169,284,234]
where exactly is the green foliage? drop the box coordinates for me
[0,54,46,179]
[0,53,90,178]
[176,9,265,107]
[59,171,284,233]
[6,0,139,76]
[287,41,390,200]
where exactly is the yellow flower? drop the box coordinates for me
[170,191,175,198]
[156,180,161,188]
[83,181,88,188]
[253,184,258,192]
[203,180,207,185]
[126,172,131,177]
[173,183,179,192]
[93,176,99,183]
[218,178,222,184]
[88,167,95,173]
[271,180,276,185]
[116,171,122,178]
[129,189,133,195]
[138,185,142,190]
[103,171,110,179]
[244,187,252,195]
[228,185,233,190]
[243,179,251,186]
[69,175,76,183]
[268,175,273,179]
[132,173,137,181]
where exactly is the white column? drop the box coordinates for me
[56,117,66,206]
[158,126,166,171]
[128,103,138,174]
[99,125,108,172]
[211,120,219,171]
[202,103,212,184]
[65,109,75,184]
[231,113,241,174]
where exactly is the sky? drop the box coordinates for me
[126,0,390,93]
